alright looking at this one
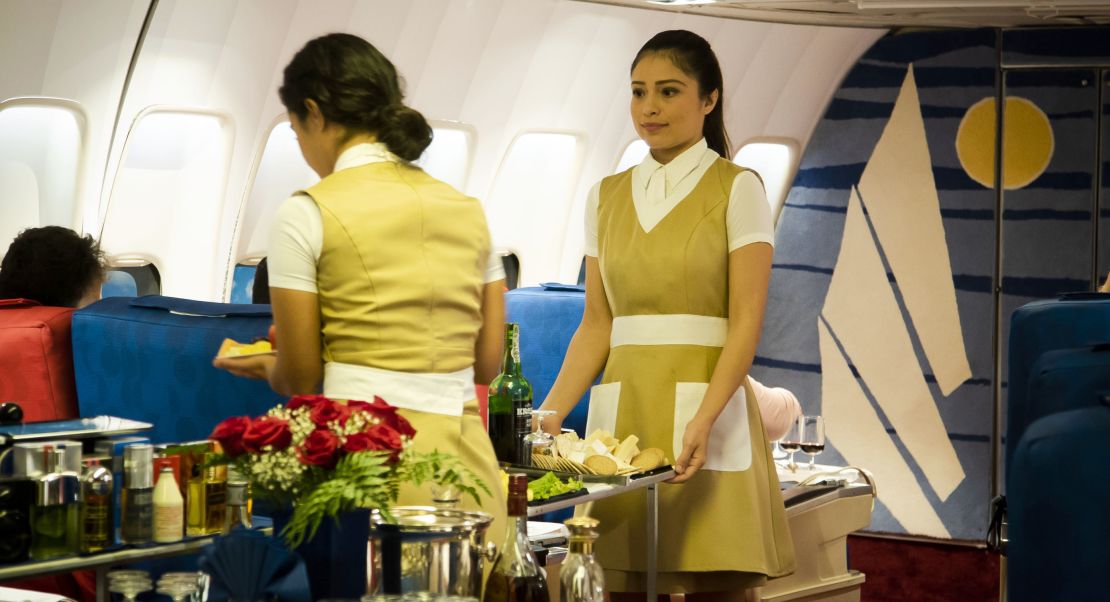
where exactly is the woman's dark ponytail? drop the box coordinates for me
[632,30,731,159]
[279,33,432,161]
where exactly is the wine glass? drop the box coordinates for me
[523,409,556,465]
[800,415,825,471]
[108,576,152,602]
[780,416,803,472]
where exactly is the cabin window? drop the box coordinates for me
[102,265,160,298]
[0,100,84,258]
[230,263,259,305]
[101,109,232,300]
[614,140,649,173]
[234,120,318,279]
[733,139,798,222]
[487,131,585,287]
[501,253,520,291]
[416,122,475,192]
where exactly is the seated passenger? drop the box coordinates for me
[751,376,804,441]
[0,226,105,307]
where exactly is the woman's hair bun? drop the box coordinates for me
[378,104,433,162]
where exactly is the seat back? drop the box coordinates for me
[1026,344,1110,425]
[505,285,591,435]
[1008,403,1110,602]
[1006,293,1110,475]
[0,299,79,422]
[71,296,285,443]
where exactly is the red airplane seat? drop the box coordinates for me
[0,299,80,422]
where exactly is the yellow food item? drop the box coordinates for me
[217,338,273,358]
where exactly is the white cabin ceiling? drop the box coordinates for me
[573,0,1110,27]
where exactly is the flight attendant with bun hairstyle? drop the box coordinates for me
[540,29,794,599]
[215,32,507,541]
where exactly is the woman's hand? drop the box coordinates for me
[539,404,565,436]
[669,416,712,484]
[213,354,276,381]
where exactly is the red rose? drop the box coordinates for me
[209,416,251,457]
[348,396,416,439]
[299,429,342,468]
[287,394,329,411]
[241,416,293,453]
[344,424,404,463]
[309,399,351,427]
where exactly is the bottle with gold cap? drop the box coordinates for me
[559,517,604,602]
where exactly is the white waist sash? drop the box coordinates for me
[610,314,728,348]
[324,362,474,417]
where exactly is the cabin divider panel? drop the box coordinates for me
[763,26,1110,542]
[758,29,999,542]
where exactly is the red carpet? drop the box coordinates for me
[848,535,1000,601]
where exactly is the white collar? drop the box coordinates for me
[333,142,399,172]
[632,138,711,194]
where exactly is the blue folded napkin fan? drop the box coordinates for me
[199,529,311,602]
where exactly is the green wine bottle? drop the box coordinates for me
[488,323,533,465]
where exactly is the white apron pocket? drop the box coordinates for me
[585,382,621,435]
[673,382,752,472]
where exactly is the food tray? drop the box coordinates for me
[503,462,676,486]
[528,488,589,506]
[530,453,639,476]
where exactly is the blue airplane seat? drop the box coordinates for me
[505,285,592,436]
[1005,292,1110,476]
[1007,402,1110,602]
[71,295,285,443]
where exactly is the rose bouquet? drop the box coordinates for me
[209,394,488,548]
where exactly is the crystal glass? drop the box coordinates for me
[523,409,556,464]
[780,416,803,472]
[800,415,825,470]
[106,569,149,581]
[157,573,198,602]
[161,571,207,602]
[108,576,152,602]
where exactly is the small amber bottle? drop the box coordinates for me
[80,459,113,553]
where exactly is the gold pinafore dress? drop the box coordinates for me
[304,162,507,546]
[588,158,795,593]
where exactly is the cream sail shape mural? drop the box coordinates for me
[821,65,970,538]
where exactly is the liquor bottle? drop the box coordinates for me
[203,456,227,534]
[186,455,206,537]
[560,517,604,602]
[80,459,113,553]
[30,447,80,560]
[120,444,154,544]
[153,466,184,543]
[488,323,533,464]
[222,481,252,534]
[483,474,549,602]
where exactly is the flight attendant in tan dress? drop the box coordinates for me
[214,33,507,543]
[540,30,794,599]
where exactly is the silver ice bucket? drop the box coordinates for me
[369,506,496,597]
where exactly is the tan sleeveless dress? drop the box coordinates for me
[587,158,795,593]
[304,161,507,546]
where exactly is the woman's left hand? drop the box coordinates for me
[669,416,712,484]
[213,354,276,381]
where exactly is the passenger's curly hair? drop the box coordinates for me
[0,226,106,307]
